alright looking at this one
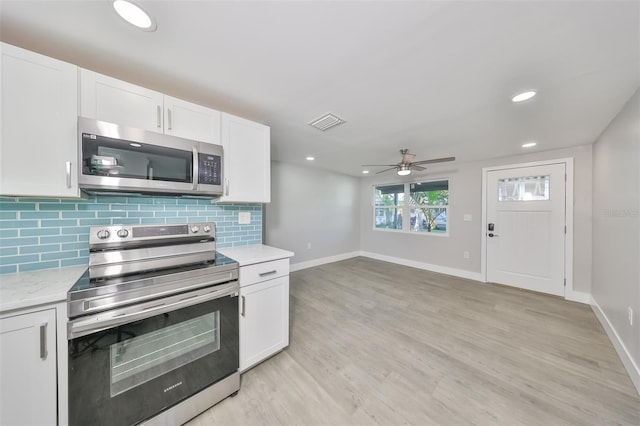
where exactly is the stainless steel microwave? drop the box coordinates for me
[78,117,223,196]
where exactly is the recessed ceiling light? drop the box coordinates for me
[362,170,369,174]
[522,141,537,148]
[113,0,157,31]
[512,91,536,103]
[306,156,315,161]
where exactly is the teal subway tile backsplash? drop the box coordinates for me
[0,265,17,274]
[0,196,262,274]
[20,261,59,272]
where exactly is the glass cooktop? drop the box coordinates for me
[69,252,238,294]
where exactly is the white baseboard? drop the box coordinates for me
[359,251,483,281]
[565,290,591,304]
[591,296,640,395]
[290,251,360,272]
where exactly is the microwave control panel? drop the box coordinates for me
[198,153,221,185]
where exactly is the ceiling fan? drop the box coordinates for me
[362,149,455,176]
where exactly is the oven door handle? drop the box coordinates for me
[68,284,238,339]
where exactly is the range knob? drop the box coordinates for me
[96,229,110,240]
[203,225,211,233]
[191,225,200,233]
[117,229,129,238]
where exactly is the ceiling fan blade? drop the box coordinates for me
[411,156,456,166]
[375,167,397,174]
[412,165,426,171]
[361,164,398,167]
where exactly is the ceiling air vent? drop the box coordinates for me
[308,113,346,131]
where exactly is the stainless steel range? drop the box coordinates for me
[67,222,239,426]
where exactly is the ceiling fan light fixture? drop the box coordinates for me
[113,0,157,31]
[511,90,536,103]
[397,165,411,176]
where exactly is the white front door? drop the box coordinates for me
[486,163,566,296]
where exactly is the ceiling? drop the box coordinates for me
[1,1,639,177]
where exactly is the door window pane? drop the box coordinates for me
[498,175,549,201]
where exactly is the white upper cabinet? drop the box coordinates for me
[163,95,220,144]
[80,69,164,133]
[0,43,79,197]
[80,70,220,143]
[220,113,271,203]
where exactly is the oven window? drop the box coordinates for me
[110,311,220,397]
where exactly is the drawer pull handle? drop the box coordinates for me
[241,295,246,317]
[258,270,277,277]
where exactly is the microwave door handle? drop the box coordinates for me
[192,147,199,190]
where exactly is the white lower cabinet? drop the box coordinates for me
[0,308,57,426]
[239,263,289,372]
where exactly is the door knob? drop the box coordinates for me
[488,233,498,237]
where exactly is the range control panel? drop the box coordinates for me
[90,222,215,245]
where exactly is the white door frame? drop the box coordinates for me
[481,158,576,300]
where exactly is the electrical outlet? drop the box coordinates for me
[629,307,633,326]
[463,251,470,259]
[307,242,311,249]
[238,211,251,225]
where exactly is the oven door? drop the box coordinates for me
[68,285,239,426]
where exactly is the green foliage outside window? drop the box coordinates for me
[374,181,449,234]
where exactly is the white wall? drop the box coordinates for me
[359,144,593,293]
[591,89,639,388]
[265,161,360,268]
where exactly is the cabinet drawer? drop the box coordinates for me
[240,258,289,287]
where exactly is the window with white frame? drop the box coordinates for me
[374,184,404,230]
[373,180,449,234]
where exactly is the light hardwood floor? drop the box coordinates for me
[188,257,640,425]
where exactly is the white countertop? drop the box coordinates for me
[0,245,293,314]
[0,265,87,314]
[218,244,294,266]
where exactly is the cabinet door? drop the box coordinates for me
[239,275,289,371]
[80,68,164,133]
[220,113,271,203]
[0,43,79,197]
[0,309,57,426]
[164,95,221,144]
